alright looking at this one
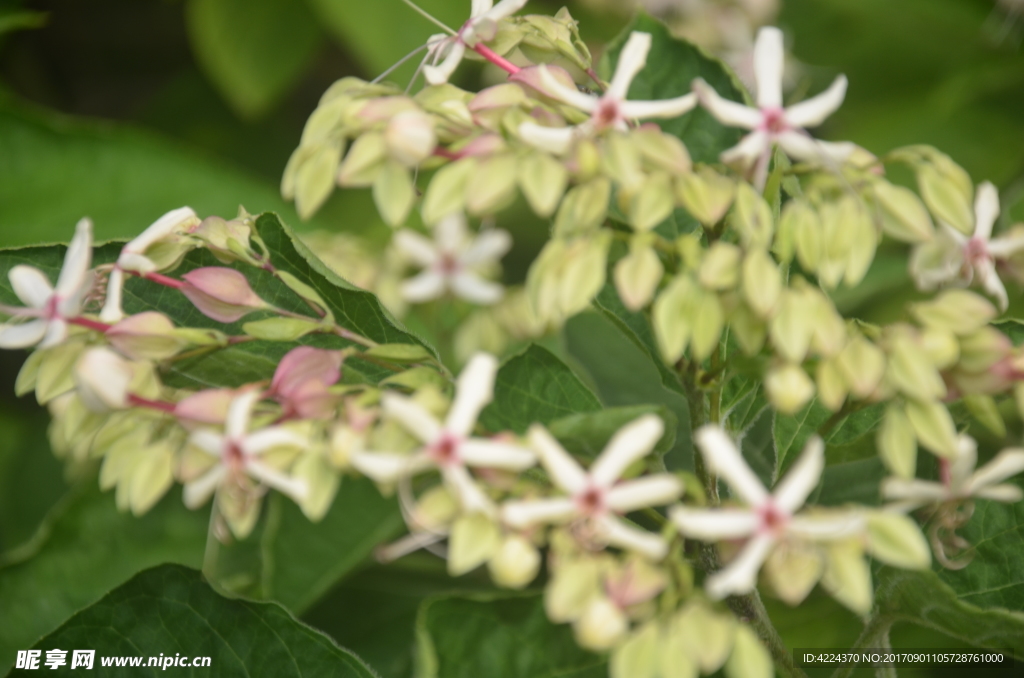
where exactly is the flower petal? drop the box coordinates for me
[967,448,1024,494]
[383,392,443,443]
[0,319,48,349]
[528,423,587,494]
[247,460,308,502]
[38,319,68,349]
[721,130,770,167]
[591,414,664,487]
[694,425,768,505]
[973,182,1000,242]
[880,477,948,503]
[974,483,1024,503]
[974,258,1008,312]
[459,439,535,470]
[55,218,93,300]
[183,465,226,509]
[450,272,504,304]
[99,267,126,323]
[787,513,865,541]
[9,266,53,309]
[460,229,512,267]
[242,427,307,456]
[595,514,667,560]
[471,0,494,18]
[446,352,498,436]
[424,40,466,86]
[351,451,433,483]
[480,0,527,22]
[773,436,824,514]
[784,75,848,129]
[609,31,652,100]
[986,233,1024,258]
[670,507,759,540]
[620,93,698,121]
[123,206,197,257]
[394,229,440,267]
[693,78,761,129]
[225,389,260,440]
[606,474,682,512]
[752,26,785,109]
[777,131,854,164]
[518,122,576,155]
[443,463,494,514]
[537,64,598,113]
[705,533,775,599]
[502,497,577,528]
[402,271,446,303]
[190,430,226,457]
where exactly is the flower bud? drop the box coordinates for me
[766,363,815,415]
[337,132,385,188]
[653,275,695,363]
[74,347,134,412]
[292,451,340,522]
[911,290,996,335]
[518,150,568,218]
[904,398,958,458]
[545,556,602,623]
[574,597,628,651]
[917,161,973,235]
[741,249,781,318]
[106,311,187,361]
[174,388,235,425]
[956,327,1011,373]
[180,267,269,323]
[271,346,343,419]
[610,623,659,678]
[487,534,541,589]
[410,486,458,531]
[384,109,437,167]
[614,244,662,311]
[628,172,674,232]
[731,182,773,250]
[553,178,611,236]
[820,540,872,615]
[725,624,773,678]
[885,330,946,401]
[675,166,735,226]
[865,511,930,570]
[699,242,741,290]
[190,216,253,257]
[878,404,916,478]
[837,335,886,399]
[872,180,934,243]
[448,512,501,577]
[815,358,848,411]
[466,153,519,216]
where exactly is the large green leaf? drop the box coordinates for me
[186,0,324,119]
[0,406,63,553]
[0,486,207,674]
[415,593,606,678]
[598,12,747,164]
[774,399,886,475]
[7,564,378,677]
[0,97,342,247]
[548,404,677,462]
[480,344,601,434]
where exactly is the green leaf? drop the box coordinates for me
[480,345,601,434]
[548,404,678,462]
[774,399,886,474]
[11,564,378,677]
[415,593,606,678]
[875,567,1024,659]
[994,319,1024,346]
[0,9,47,36]
[598,13,746,164]
[0,407,64,553]
[0,485,207,674]
[186,0,324,119]
[0,96,346,247]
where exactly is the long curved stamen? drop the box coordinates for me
[401,0,457,35]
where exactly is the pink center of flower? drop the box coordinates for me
[576,485,606,516]
[965,237,989,266]
[761,107,788,135]
[593,99,622,129]
[429,433,461,467]
[225,440,246,473]
[438,253,460,276]
[44,295,60,320]
[757,501,788,535]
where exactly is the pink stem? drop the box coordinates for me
[433,146,460,160]
[939,458,951,488]
[68,316,111,332]
[472,43,519,75]
[143,272,185,289]
[127,393,176,413]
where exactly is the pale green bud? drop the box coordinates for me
[676,234,703,270]
[871,180,935,243]
[557,232,612,320]
[741,249,782,318]
[410,485,458,531]
[905,398,958,458]
[448,512,502,577]
[917,162,974,235]
[730,302,767,356]
[770,288,814,363]
[672,602,735,674]
[919,327,959,370]
[574,596,628,651]
[572,138,602,180]
[610,622,659,678]
[14,346,44,397]
[886,331,946,401]
[337,133,385,188]
[691,289,724,361]
[553,178,611,236]
[963,393,1006,437]
[956,327,1010,373]
[488,534,541,589]
[372,160,416,227]
[865,511,931,570]
[467,153,519,216]
[765,539,823,606]
[36,340,86,405]
[242,317,321,342]
[217,485,262,540]
[128,439,175,517]
[628,171,674,232]
[601,132,644,192]
[634,129,691,175]
[381,366,448,391]
[815,358,848,412]
[614,243,663,311]
[837,335,886,399]
[731,182,774,250]
[546,556,602,623]
[675,166,735,227]
[911,290,996,335]
[653,275,696,363]
[658,621,699,678]
[725,625,773,678]
[766,363,815,415]
[844,198,877,286]
[816,198,853,289]
[384,109,436,167]
[454,311,508,365]
[699,242,742,290]
[292,451,340,522]
[787,199,821,272]
[421,158,475,225]
[820,540,872,616]
[518,150,568,218]
[878,405,917,479]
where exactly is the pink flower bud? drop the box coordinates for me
[270,346,343,419]
[174,388,236,425]
[106,311,185,360]
[181,267,268,323]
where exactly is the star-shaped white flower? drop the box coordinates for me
[0,218,93,349]
[519,31,697,154]
[100,207,199,322]
[351,353,535,514]
[909,182,1024,311]
[184,388,309,508]
[692,26,853,188]
[394,213,511,305]
[502,415,681,560]
[671,426,862,599]
[882,434,1024,512]
[423,0,528,85]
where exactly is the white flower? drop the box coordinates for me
[502,414,681,560]
[693,26,853,188]
[882,434,1024,511]
[909,182,1024,311]
[395,214,511,305]
[100,207,198,322]
[519,31,697,154]
[351,353,535,514]
[0,218,93,349]
[183,389,309,508]
[422,0,528,85]
[671,426,862,599]
[74,347,134,412]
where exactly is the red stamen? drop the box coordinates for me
[143,272,185,289]
[472,43,520,75]
[67,316,112,333]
